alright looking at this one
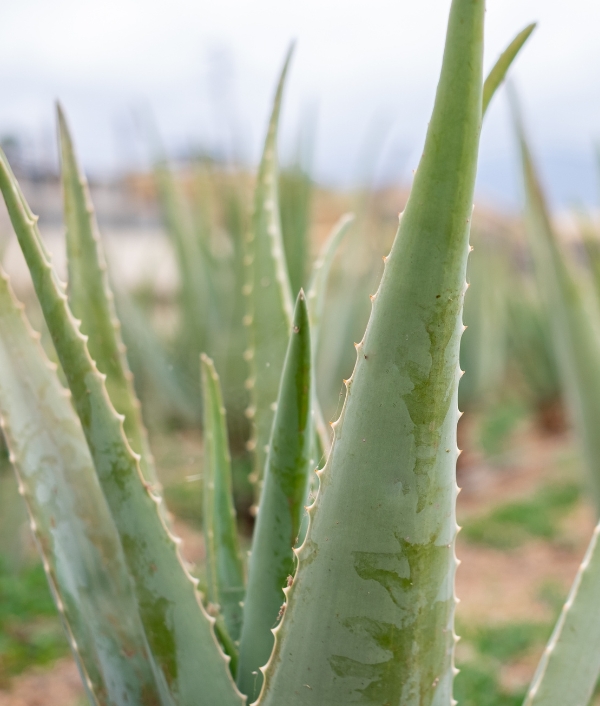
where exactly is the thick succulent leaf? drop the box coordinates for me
[578,211,600,300]
[460,236,511,407]
[524,522,600,706]
[315,263,372,422]
[306,213,354,352]
[482,23,536,116]
[58,105,158,487]
[237,292,311,701]
[306,213,355,479]
[0,151,244,706]
[511,96,600,510]
[201,354,246,648]
[244,46,295,486]
[0,468,26,569]
[257,1,484,703]
[0,268,167,706]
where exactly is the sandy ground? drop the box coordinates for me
[0,660,83,706]
[455,422,594,623]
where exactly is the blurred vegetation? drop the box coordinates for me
[455,663,524,706]
[463,482,581,549]
[0,558,69,685]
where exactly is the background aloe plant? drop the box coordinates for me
[3,2,598,705]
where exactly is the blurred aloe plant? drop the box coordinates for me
[511,91,600,510]
[3,4,592,706]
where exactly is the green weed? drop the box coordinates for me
[468,622,549,662]
[462,482,581,548]
[478,400,527,458]
[455,620,550,706]
[0,559,68,685]
[454,663,524,706]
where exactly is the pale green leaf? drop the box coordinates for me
[511,91,600,511]
[306,212,354,353]
[0,268,168,706]
[524,522,600,706]
[482,23,536,116]
[245,46,295,487]
[58,105,159,487]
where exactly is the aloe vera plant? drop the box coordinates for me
[0,4,572,706]
[511,93,600,510]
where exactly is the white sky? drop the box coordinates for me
[0,0,599,208]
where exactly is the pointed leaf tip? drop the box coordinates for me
[483,22,536,116]
[238,286,312,701]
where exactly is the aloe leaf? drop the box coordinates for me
[200,354,246,650]
[306,213,355,473]
[0,269,167,706]
[511,94,600,510]
[482,23,536,116]
[245,46,295,487]
[57,105,159,487]
[237,291,311,701]
[460,235,511,408]
[0,151,244,706]
[306,213,355,352]
[524,522,600,706]
[257,1,484,703]
[577,208,600,302]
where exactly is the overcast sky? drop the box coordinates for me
[0,0,599,209]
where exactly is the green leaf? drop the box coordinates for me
[244,45,295,487]
[257,0,484,703]
[306,213,355,481]
[482,23,536,116]
[58,105,159,487]
[0,150,244,706]
[306,213,354,353]
[460,236,511,408]
[511,92,600,510]
[237,291,312,701]
[200,354,245,650]
[524,522,600,706]
[0,269,167,706]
